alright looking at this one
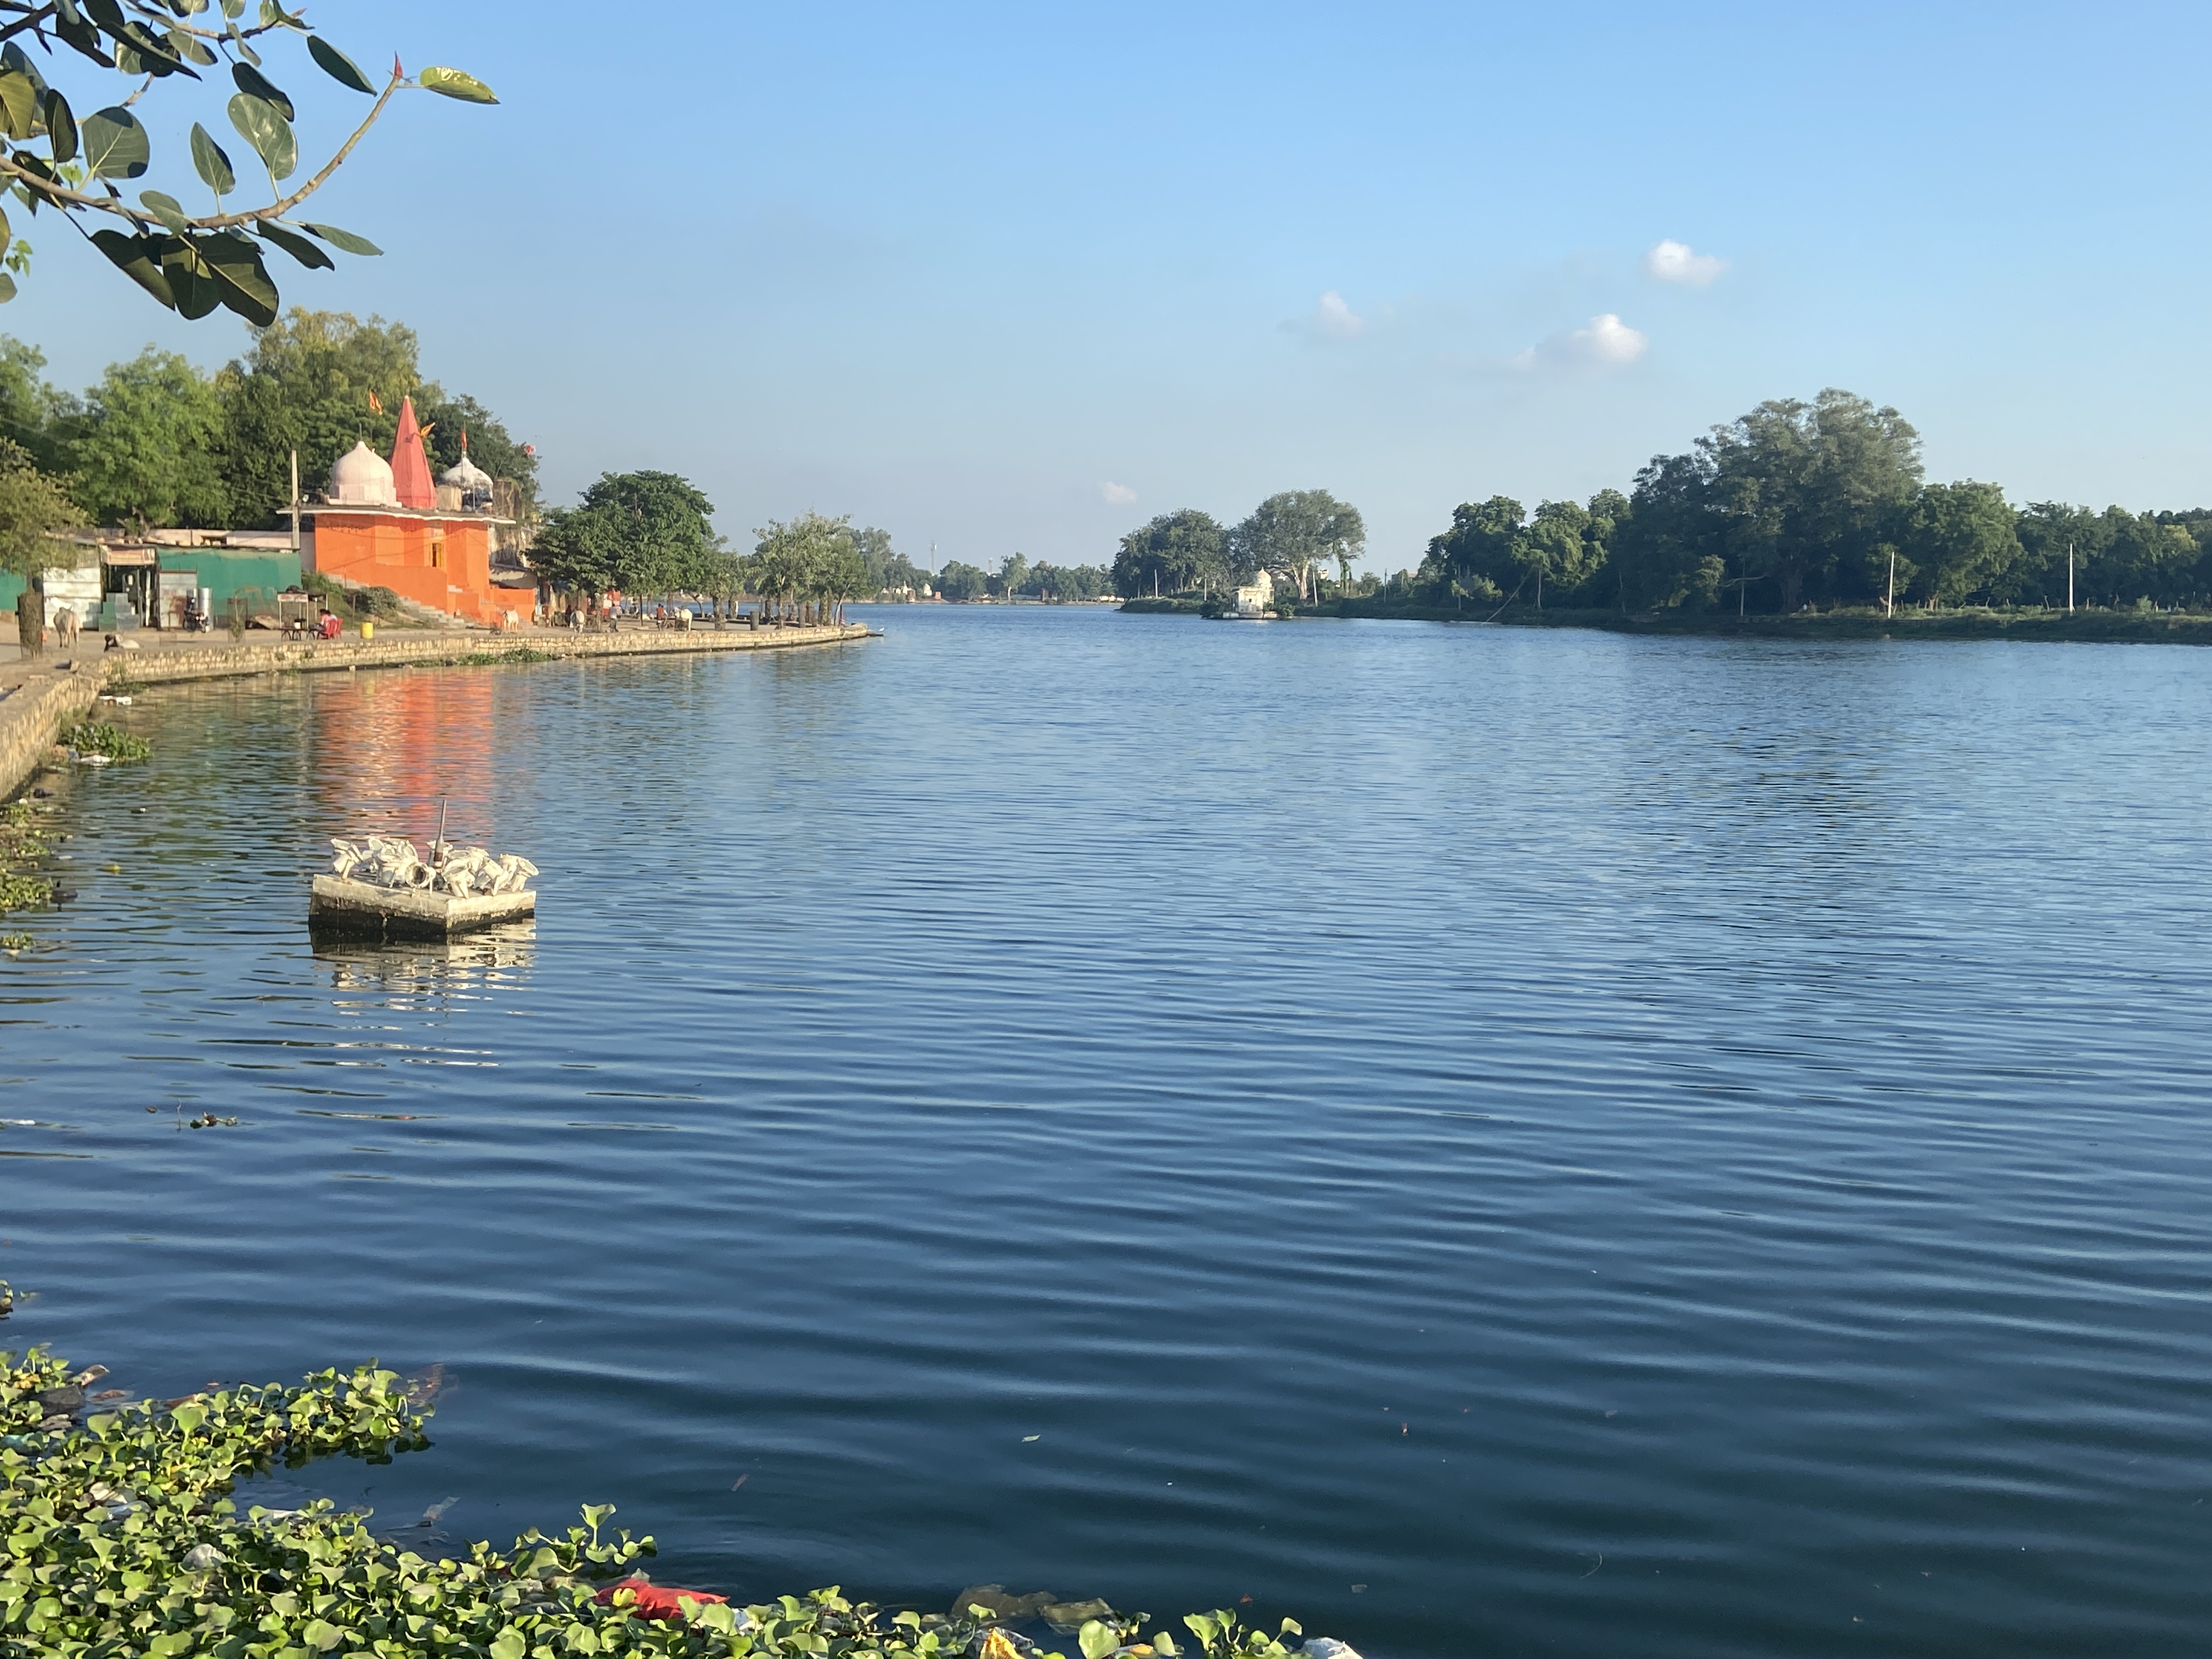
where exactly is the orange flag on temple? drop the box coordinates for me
[368,390,383,415]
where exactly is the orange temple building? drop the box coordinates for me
[304,397,515,624]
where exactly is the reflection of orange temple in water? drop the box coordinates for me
[312,671,500,834]
[306,396,513,625]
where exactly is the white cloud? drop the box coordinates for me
[1641,239,1727,286]
[1099,481,1137,504]
[1306,290,1368,340]
[1510,313,1649,373]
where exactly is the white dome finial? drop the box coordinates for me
[330,441,397,506]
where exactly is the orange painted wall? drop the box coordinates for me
[309,511,500,623]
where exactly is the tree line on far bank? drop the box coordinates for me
[1112,489,1367,602]
[529,496,1113,617]
[0,315,538,533]
[1404,390,2212,616]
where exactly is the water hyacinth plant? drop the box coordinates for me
[59,723,151,761]
[0,1345,1321,1659]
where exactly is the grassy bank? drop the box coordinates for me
[1121,596,2212,644]
[0,1334,1317,1659]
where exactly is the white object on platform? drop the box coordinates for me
[1304,1642,1364,1659]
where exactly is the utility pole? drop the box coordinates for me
[1886,546,1895,618]
[289,449,302,561]
[2067,541,2074,612]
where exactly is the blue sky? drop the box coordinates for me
[12,1,2210,571]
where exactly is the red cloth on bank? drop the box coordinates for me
[592,1580,727,1620]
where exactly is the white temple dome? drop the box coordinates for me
[438,453,493,492]
[329,441,397,506]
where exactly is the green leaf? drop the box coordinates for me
[201,230,278,325]
[139,190,190,235]
[225,19,259,67]
[91,229,177,309]
[160,239,223,319]
[81,105,150,179]
[41,90,76,163]
[1151,1635,1180,1658]
[167,27,218,67]
[1077,1621,1118,1659]
[0,272,18,304]
[307,35,375,94]
[1184,1615,1220,1646]
[256,219,332,269]
[232,60,293,120]
[1,43,47,94]
[0,70,37,142]
[490,1631,526,1659]
[190,121,235,195]
[417,65,498,104]
[116,21,194,78]
[227,91,296,180]
[299,221,380,256]
[50,2,111,66]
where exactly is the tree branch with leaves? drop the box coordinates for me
[0,0,494,322]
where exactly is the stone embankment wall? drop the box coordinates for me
[0,672,103,802]
[0,622,870,798]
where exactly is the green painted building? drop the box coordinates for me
[3,538,302,629]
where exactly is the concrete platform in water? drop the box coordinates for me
[309,874,537,939]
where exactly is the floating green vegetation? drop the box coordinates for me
[0,802,52,913]
[1,932,33,950]
[447,647,561,667]
[60,723,153,763]
[0,1345,1314,1659]
[0,873,52,913]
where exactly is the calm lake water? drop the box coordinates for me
[4,606,2210,1657]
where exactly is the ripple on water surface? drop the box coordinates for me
[5,609,2212,1658]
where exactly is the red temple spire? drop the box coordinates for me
[389,396,435,510]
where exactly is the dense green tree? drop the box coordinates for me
[1515,499,1607,607]
[536,471,723,597]
[1420,495,1522,602]
[2013,501,2107,608]
[936,560,991,602]
[996,552,1030,598]
[0,337,67,468]
[0,9,493,321]
[751,511,853,611]
[1610,454,1722,609]
[1026,562,1110,601]
[849,526,894,584]
[1700,390,1923,611]
[1231,489,1364,601]
[1113,509,1225,597]
[216,309,419,524]
[816,536,872,622]
[65,347,229,528]
[1899,481,2020,607]
[0,437,81,576]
